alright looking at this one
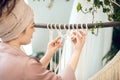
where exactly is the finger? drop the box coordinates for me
[79,30,86,36]
[71,36,76,40]
[71,30,77,39]
[72,31,77,36]
[71,36,77,44]
[78,30,86,44]
[76,31,82,40]
[52,36,61,43]
[55,40,62,45]
[79,30,86,40]
[55,42,63,49]
[71,31,81,43]
[58,43,63,48]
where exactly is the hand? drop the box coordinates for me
[46,36,62,55]
[68,30,86,71]
[71,30,86,52]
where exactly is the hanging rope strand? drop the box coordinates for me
[54,24,57,73]
[57,24,62,73]
[48,23,54,71]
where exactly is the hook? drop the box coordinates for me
[85,23,88,34]
[81,23,83,29]
[85,23,88,31]
[47,23,50,30]
[58,24,60,30]
[54,23,56,30]
[63,24,67,39]
[94,23,99,36]
[64,24,67,30]
[72,24,75,30]
[51,23,54,30]
[48,23,54,71]
[65,24,70,31]
[76,23,79,30]
[66,24,71,37]
[57,24,62,35]
[57,24,63,42]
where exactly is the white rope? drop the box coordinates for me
[85,23,88,33]
[84,23,89,67]
[54,24,57,72]
[76,23,79,30]
[55,63,59,73]
[94,22,99,36]
[72,24,75,30]
[47,23,54,71]
[85,23,88,51]
[67,24,72,39]
[81,23,83,30]
[56,24,62,73]
[63,24,66,68]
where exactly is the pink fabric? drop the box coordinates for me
[0,42,75,80]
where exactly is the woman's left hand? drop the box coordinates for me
[46,36,62,54]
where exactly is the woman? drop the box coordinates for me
[0,0,86,80]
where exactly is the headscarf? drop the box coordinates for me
[0,0,34,42]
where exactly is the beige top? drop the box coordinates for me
[89,50,120,80]
[0,42,75,80]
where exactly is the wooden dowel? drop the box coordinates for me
[34,21,120,29]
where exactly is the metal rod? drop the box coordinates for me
[34,21,120,29]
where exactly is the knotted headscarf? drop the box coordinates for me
[0,0,34,42]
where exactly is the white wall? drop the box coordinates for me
[27,0,74,53]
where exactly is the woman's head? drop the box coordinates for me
[17,20,35,45]
[0,0,34,43]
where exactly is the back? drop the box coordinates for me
[0,42,29,80]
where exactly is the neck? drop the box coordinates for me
[4,39,21,48]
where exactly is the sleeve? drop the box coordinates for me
[24,58,75,80]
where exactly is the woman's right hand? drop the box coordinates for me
[68,30,86,71]
[71,30,86,52]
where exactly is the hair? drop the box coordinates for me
[0,0,16,17]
